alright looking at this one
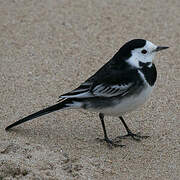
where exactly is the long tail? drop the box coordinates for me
[5,99,74,130]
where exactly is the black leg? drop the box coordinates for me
[118,116,149,141]
[99,113,108,139]
[98,113,124,147]
[119,116,132,134]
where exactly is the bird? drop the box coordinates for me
[5,39,169,147]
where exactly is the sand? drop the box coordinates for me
[0,0,180,179]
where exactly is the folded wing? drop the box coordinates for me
[59,81,134,99]
[59,66,138,99]
[92,83,133,97]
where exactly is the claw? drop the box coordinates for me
[96,137,125,148]
[116,132,149,141]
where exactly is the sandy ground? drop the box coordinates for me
[0,0,180,179]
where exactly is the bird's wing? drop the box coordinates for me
[59,65,138,99]
[59,79,135,99]
[59,81,134,99]
[91,82,133,97]
[59,82,94,99]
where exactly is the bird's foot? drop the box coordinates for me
[116,132,149,141]
[96,137,125,148]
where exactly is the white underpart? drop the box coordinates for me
[127,41,157,68]
[98,70,154,116]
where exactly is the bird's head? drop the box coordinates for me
[119,39,169,68]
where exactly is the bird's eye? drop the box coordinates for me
[141,49,147,54]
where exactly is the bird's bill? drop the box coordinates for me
[153,46,169,52]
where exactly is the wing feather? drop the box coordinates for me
[59,82,93,99]
[59,67,138,99]
[59,81,134,99]
[92,83,133,97]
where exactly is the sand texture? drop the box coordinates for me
[0,0,180,179]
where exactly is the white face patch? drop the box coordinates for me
[127,41,157,68]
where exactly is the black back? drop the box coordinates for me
[86,39,156,87]
[86,39,146,83]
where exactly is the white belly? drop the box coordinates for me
[100,85,153,116]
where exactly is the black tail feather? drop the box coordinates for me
[5,100,69,130]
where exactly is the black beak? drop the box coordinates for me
[154,46,169,52]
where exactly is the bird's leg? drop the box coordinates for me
[117,116,149,141]
[97,113,124,147]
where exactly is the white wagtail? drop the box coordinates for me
[5,39,169,147]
